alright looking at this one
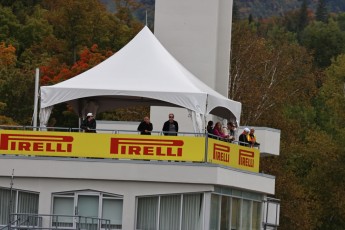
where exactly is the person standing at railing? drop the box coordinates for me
[239,128,250,146]
[137,116,153,135]
[226,121,236,142]
[80,113,96,133]
[213,122,230,140]
[247,128,260,147]
[206,120,214,134]
[162,113,178,136]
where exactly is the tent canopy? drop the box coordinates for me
[40,26,241,124]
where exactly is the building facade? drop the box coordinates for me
[0,127,279,230]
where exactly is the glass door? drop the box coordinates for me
[52,196,75,228]
[76,194,100,230]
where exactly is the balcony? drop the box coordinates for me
[0,125,264,174]
[0,213,112,230]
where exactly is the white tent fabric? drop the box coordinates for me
[40,26,241,126]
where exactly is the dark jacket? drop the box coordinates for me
[239,133,249,146]
[162,120,178,136]
[80,118,96,133]
[137,121,153,135]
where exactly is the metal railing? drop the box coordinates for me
[0,125,260,161]
[0,125,258,142]
[0,214,112,230]
[262,197,280,230]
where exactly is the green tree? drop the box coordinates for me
[0,42,35,124]
[44,0,117,64]
[316,0,328,23]
[16,5,54,55]
[232,2,240,22]
[0,6,20,46]
[297,0,309,33]
[301,19,345,68]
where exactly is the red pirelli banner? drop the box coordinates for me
[207,138,260,172]
[0,130,259,172]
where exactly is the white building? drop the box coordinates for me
[0,0,280,229]
[0,126,280,230]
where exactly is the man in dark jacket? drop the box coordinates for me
[239,127,250,146]
[80,113,96,133]
[137,116,153,135]
[162,113,178,136]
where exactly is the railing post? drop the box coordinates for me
[204,133,209,163]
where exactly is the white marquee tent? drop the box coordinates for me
[39,26,241,128]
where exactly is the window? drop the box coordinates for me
[231,198,241,230]
[220,196,231,230]
[252,201,261,230]
[52,191,123,229]
[136,196,158,230]
[136,193,204,230]
[181,193,203,230]
[210,194,220,230]
[241,200,251,230]
[52,197,74,227]
[159,195,181,230]
[0,187,39,226]
[210,188,264,230]
[102,199,123,229]
[0,188,15,225]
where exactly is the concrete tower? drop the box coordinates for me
[154,0,233,97]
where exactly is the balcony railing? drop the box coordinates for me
[0,125,255,146]
[262,197,280,230]
[0,213,111,230]
[0,125,261,173]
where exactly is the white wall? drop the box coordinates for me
[237,126,281,156]
[150,106,195,134]
[0,157,275,229]
[154,0,233,97]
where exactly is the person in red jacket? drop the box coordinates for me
[213,122,230,139]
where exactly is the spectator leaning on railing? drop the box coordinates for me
[162,113,178,136]
[226,121,236,142]
[247,128,260,147]
[239,127,250,146]
[206,120,214,134]
[137,116,153,135]
[80,113,96,133]
[213,122,230,140]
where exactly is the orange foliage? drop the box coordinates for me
[40,44,113,85]
[0,42,16,67]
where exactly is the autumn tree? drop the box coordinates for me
[43,0,117,64]
[230,20,325,229]
[0,42,35,123]
[230,21,316,127]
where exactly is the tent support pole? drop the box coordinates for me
[33,68,39,130]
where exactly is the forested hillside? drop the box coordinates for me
[101,0,345,21]
[235,0,345,19]
[231,1,345,229]
[1,0,345,229]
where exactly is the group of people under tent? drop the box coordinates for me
[207,120,260,148]
[80,112,259,147]
[80,112,179,136]
[136,113,178,136]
